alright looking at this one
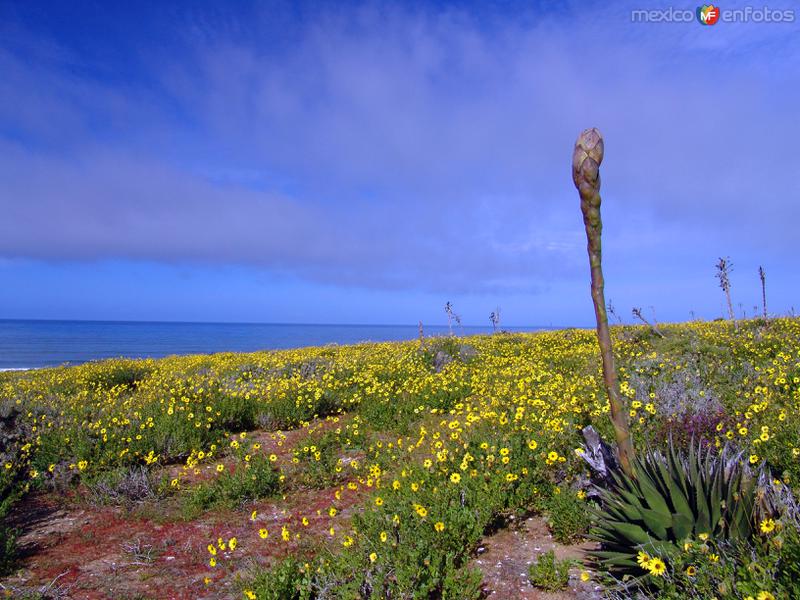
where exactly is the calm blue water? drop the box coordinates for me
[0,320,545,369]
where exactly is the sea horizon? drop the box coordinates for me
[0,318,561,370]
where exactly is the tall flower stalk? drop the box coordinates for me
[572,127,635,478]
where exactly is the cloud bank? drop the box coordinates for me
[0,1,798,298]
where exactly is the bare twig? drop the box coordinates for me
[607,301,623,324]
[631,307,664,337]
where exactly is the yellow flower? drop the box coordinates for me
[760,518,776,534]
[580,571,591,582]
[449,473,461,484]
[380,531,388,542]
[434,521,445,532]
[636,551,650,567]
[757,592,775,600]
[209,557,217,567]
[259,528,269,539]
[646,557,666,576]
[244,591,256,600]
[375,497,384,506]
[369,552,377,563]
[228,537,237,551]
[216,463,225,472]
[750,454,759,464]
[686,565,697,576]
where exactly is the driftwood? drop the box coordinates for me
[580,425,620,493]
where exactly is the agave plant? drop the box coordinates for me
[589,443,774,573]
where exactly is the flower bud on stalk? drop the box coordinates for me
[572,128,636,478]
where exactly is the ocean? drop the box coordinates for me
[0,320,545,370]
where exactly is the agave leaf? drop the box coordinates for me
[591,550,639,569]
[638,507,669,540]
[694,463,712,534]
[709,464,723,532]
[602,520,652,546]
[662,467,693,523]
[667,444,694,513]
[636,469,671,519]
[641,539,681,559]
[671,512,693,541]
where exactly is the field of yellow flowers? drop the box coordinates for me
[1,318,799,599]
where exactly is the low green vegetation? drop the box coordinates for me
[0,319,799,599]
[545,487,591,544]
[528,549,573,591]
[183,455,281,518]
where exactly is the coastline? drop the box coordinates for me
[0,321,553,371]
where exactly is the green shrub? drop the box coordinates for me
[545,489,590,543]
[0,524,17,576]
[183,455,281,517]
[775,523,800,598]
[245,556,314,600]
[291,430,352,489]
[528,550,572,591]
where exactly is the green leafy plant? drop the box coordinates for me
[545,489,590,543]
[528,549,573,591]
[245,556,314,600]
[291,430,353,489]
[183,455,281,517]
[590,443,771,574]
[0,524,17,576]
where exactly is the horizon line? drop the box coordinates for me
[0,317,573,329]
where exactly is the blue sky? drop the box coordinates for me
[0,0,798,326]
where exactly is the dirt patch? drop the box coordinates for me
[472,515,603,600]
[3,482,367,599]
[1,422,368,600]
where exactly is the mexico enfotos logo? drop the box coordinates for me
[632,5,796,23]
